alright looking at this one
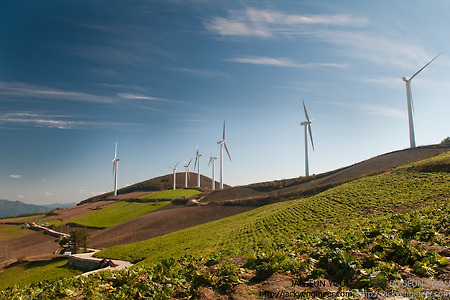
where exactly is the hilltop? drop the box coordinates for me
[78,173,229,205]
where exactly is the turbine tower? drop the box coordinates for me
[112,142,120,196]
[217,121,231,189]
[397,53,440,148]
[183,159,192,188]
[194,146,202,187]
[208,150,217,190]
[167,162,179,190]
[300,100,314,177]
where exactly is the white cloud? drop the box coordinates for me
[0,111,140,130]
[0,81,114,104]
[205,7,432,70]
[311,30,430,70]
[80,189,106,197]
[116,93,179,103]
[17,195,25,199]
[10,174,22,179]
[228,56,348,69]
[205,8,368,38]
[326,101,405,119]
[174,68,230,80]
[44,192,53,196]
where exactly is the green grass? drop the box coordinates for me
[0,258,82,290]
[97,152,450,265]
[1,151,449,298]
[138,189,202,200]
[68,201,170,228]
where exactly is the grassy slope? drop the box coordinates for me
[138,189,201,200]
[1,151,449,297]
[68,201,170,228]
[97,152,450,264]
[0,258,82,290]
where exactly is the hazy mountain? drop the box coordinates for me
[0,199,48,219]
[0,200,77,219]
[43,202,77,210]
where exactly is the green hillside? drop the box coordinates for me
[138,189,202,200]
[1,151,449,298]
[97,151,450,263]
[68,201,170,228]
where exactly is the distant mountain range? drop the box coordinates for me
[0,199,77,219]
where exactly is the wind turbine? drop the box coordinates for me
[217,121,231,189]
[167,162,179,190]
[183,159,192,188]
[300,100,314,177]
[396,53,441,148]
[194,146,202,187]
[112,142,120,196]
[208,150,217,190]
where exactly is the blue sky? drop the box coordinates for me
[1,1,449,205]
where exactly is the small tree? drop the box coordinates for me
[441,137,450,144]
[69,228,89,254]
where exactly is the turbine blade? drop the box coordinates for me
[114,142,117,159]
[378,72,403,79]
[410,52,441,80]
[223,120,226,140]
[224,143,232,161]
[188,158,192,166]
[308,124,315,151]
[194,156,198,169]
[302,100,311,122]
[175,161,179,168]
[208,157,212,168]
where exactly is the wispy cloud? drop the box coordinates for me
[174,68,230,80]
[327,101,405,119]
[0,112,140,130]
[10,174,22,179]
[228,56,348,69]
[0,81,114,104]
[44,192,53,196]
[312,30,430,70]
[116,93,180,103]
[205,7,432,70]
[205,7,368,38]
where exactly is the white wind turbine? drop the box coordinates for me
[208,150,217,190]
[300,100,314,177]
[183,159,192,188]
[217,121,231,189]
[194,146,202,187]
[112,142,120,196]
[395,53,441,148]
[167,162,179,190]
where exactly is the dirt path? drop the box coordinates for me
[72,249,133,277]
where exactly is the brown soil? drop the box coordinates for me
[88,205,254,248]
[210,145,450,206]
[109,191,151,200]
[45,200,118,222]
[0,231,60,267]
